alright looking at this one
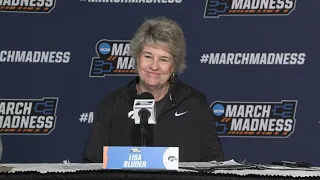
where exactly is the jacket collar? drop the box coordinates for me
[123,76,191,106]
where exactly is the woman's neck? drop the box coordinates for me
[136,81,169,102]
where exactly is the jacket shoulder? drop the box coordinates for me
[180,82,207,100]
[99,85,127,106]
[177,82,211,108]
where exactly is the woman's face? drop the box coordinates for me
[137,45,175,87]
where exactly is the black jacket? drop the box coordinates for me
[82,77,224,163]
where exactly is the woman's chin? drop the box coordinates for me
[144,79,163,87]
[145,82,160,87]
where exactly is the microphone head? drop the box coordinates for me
[133,91,156,125]
[137,92,154,99]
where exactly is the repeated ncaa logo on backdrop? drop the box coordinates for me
[204,0,296,18]
[203,1,300,139]
[0,0,60,135]
[210,100,297,138]
[89,39,136,77]
[0,0,56,13]
[0,0,300,137]
[0,98,58,135]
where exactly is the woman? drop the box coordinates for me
[83,17,224,163]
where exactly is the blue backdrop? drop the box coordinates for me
[0,0,318,166]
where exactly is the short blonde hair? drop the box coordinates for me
[130,16,187,74]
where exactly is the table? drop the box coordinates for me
[0,163,320,180]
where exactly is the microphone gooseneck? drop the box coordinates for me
[138,108,150,146]
[135,92,154,146]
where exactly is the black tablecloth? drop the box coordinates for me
[1,169,320,180]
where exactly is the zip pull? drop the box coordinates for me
[169,93,175,105]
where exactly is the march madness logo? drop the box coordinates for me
[89,39,137,77]
[204,0,296,18]
[211,100,297,138]
[0,97,58,135]
[0,50,71,63]
[0,0,56,13]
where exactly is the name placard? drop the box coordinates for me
[103,146,179,170]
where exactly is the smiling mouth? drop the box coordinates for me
[146,71,160,76]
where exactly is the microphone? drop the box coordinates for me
[138,108,151,124]
[133,92,156,125]
[133,92,156,146]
